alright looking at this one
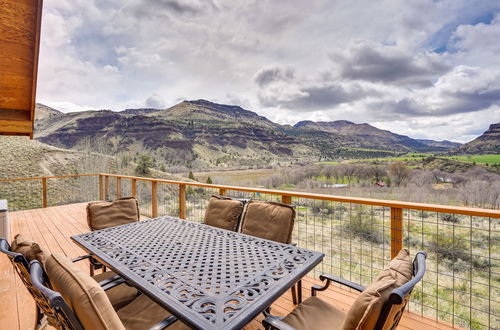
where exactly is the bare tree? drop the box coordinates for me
[369,165,387,183]
[409,170,433,188]
[339,165,357,185]
[388,161,411,187]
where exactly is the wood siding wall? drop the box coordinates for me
[0,0,43,137]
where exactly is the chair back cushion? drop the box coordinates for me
[342,249,413,330]
[87,197,139,231]
[45,253,125,330]
[240,201,295,244]
[204,196,245,231]
[11,233,48,265]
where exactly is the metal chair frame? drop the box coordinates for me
[0,238,127,329]
[84,197,140,275]
[237,200,302,305]
[262,251,427,330]
[30,260,179,330]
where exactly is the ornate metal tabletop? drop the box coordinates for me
[71,216,324,329]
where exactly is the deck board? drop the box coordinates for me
[0,203,455,330]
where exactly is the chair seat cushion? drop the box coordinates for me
[203,196,244,231]
[342,249,413,330]
[282,296,346,330]
[87,197,139,231]
[10,234,48,265]
[93,271,138,311]
[45,254,125,330]
[117,294,191,330]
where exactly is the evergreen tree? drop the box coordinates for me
[135,154,153,176]
[188,170,196,180]
[206,176,213,184]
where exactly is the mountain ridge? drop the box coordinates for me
[34,100,469,167]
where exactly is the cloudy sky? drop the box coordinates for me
[37,0,500,142]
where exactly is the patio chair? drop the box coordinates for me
[85,196,140,275]
[203,195,248,231]
[239,201,300,303]
[0,235,138,329]
[30,254,189,330]
[262,250,427,330]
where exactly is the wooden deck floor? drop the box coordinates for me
[0,203,455,330]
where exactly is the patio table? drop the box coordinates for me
[71,216,324,330]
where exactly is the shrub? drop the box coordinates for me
[440,213,460,223]
[344,212,385,245]
[430,236,490,271]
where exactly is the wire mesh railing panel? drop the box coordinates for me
[404,210,499,329]
[157,182,179,218]
[223,190,282,203]
[291,198,392,287]
[135,180,152,217]
[108,176,117,200]
[0,180,42,211]
[185,186,219,223]
[1,174,499,329]
[47,176,99,207]
[121,179,132,198]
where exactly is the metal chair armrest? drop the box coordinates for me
[148,315,178,330]
[98,275,127,291]
[262,316,296,330]
[72,254,104,270]
[312,274,365,296]
[71,254,93,263]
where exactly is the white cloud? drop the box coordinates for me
[145,94,166,109]
[36,0,500,141]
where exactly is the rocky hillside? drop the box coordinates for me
[34,101,314,167]
[0,135,84,179]
[293,120,438,152]
[416,139,461,149]
[34,100,461,167]
[451,123,500,154]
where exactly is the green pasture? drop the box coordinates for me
[318,153,499,166]
[441,154,500,165]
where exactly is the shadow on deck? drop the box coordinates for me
[0,204,454,330]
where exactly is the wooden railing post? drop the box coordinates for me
[104,176,109,200]
[116,177,122,199]
[151,181,158,218]
[99,175,104,200]
[41,177,47,208]
[390,207,403,258]
[219,188,226,196]
[131,179,137,198]
[179,184,186,219]
[282,195,292,205]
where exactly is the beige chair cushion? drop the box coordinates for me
[87,197,139,231]
[282,296,346,330]
[92,271,138,311]
[117,294,191,330]
[341,249,413,330]
[10,233,48,265]
[203,196,244,231]
[45,253,125,330]
[240,201,295,243]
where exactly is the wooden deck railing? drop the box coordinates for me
[0,173,499,328]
